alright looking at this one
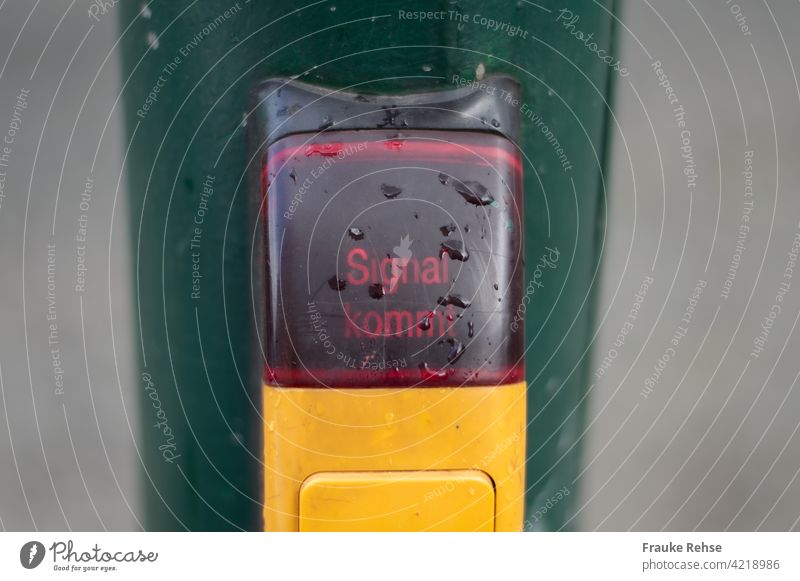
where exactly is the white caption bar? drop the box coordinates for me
[0,532,798,580]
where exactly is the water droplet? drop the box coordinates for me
[440,223,456,236]
[348,226,365,240]
[327,276,346,291]
[413,211,419,219]
[438,173,450,185]
[140,4,152,19]
[330,4,337,11]
[381,183,402,199]
[491,118,501,128]
[440,239,469,262]
[368,283,385,299]
[417,314,432,331]
[319,115,333,130]
[421,64,432,72]
[493,283,499,291]
[468,321,474,338]
[384,411,394,422]
[378,107,400,128]
[305,143,344,157]
[384,139,404,150]
[447,338,466,364]
[146,31,159,50]
[438,294,471,309]
[419,362,448,380]
[475,62,486,81]
[289,168,297,184]
[453,180,494,206]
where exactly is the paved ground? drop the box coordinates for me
[581,1,800,531]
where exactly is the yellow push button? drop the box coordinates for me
[298,470,495,532]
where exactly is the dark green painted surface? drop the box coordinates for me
[120,0,616,531]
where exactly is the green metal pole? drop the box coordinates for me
[120,0,617,531]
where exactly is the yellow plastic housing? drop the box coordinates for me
[263,382,527,531]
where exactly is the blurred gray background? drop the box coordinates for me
[0,0,798,531]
